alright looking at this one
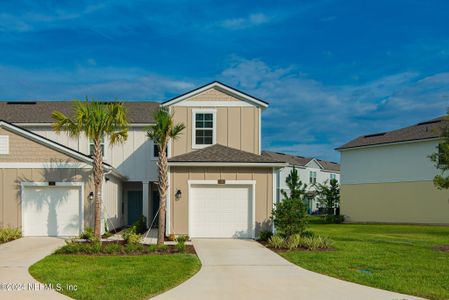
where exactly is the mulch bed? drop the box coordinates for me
[434,244,449,253]
[57,242,196,256]
[257,240,334,253]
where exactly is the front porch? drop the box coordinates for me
[123,181,160,228]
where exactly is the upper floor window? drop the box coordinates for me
[152,143,167,158]
[193,109,216,148]
[0,135,9,154]
[330,173,336,181]
[89,136,105,156]
[309,171,317,184]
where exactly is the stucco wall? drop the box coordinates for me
[171,88,260,156]
[341,181,449,224]
[169,166,273,236]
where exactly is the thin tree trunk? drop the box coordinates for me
[157,142,168,245]
[93,137,103,240]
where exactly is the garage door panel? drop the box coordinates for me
[190,184,253,238]
[22,185,82,237]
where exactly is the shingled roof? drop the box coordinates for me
[169,144,284,165]
[0,101,160,124]
[337,116,447,150]
[262,151,340,172]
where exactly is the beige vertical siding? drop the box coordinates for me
[341,181,449,224]
[0,168,95,229]
[171,89,260,156]
[169,166,273,236]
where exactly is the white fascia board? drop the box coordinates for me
[168,162,287,167]
[15,122,155,127]
[162,82,269,109]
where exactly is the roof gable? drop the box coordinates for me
[162,81,269,109]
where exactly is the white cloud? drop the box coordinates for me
[220,57,449,161]
[220,13,271,30]
[0,65,194,100]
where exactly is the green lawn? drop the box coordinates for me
[30,254,201,300]
[282,224,449,300]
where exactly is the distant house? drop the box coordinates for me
[262,151,340,213]
[337,116,449,224]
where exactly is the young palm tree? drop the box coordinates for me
[147,107,185,245]
[52,100,128,239]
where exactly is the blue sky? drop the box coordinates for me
[1,0,449,161]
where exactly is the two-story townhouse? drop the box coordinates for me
[337,116,449,224]
[0,81,285,238]
[262,151,340,212]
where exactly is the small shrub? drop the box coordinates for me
[175,235,189,243]
[124,243,144,253]
[175,235,188,253]
[259,230,273,241]
[268,234,285,249]
[55,242,81,254]
[286,234,302,250]
[102,243,122,254]
[324,215,345,224]
[122,226,142,244]
[131,216,148,234]
[301,230,315,238]
[301,235,333,250]
[0,227,21,243]
[79,227,94,241]
[271,198,308,237]
[148,244,158,252]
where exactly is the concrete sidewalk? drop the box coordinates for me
[153,239,423,300]
[0,237,70,299]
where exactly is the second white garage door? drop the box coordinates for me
[189,184,254,238]
[22,184,83,237]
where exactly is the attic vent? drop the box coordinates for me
[417,120,441,126]
[364,132,386,138]
[6,101,37,105]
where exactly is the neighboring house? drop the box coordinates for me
[0,81,285,238]
[262,151,340,212]
[337,116,449,224]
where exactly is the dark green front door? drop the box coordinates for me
[151,191,160,227]
[127,191,143,225]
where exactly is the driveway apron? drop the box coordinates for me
[154,238,422,300]
[0,237,70,299]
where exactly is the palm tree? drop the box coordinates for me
[147,107,185,245]
[52,100,128,239]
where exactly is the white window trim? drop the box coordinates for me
[192,109,217,149]
[88,136,108,159]
[0,135,9,154]
[151,141,169,160]
[187,180,256,239]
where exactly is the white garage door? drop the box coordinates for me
[22,184,83,237]
[190,184,253,238]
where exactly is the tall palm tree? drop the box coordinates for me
[52,100,128,239]
[147,107,185,245]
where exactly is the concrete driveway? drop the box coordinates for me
[154,239,422,300]
[0,237,69,299]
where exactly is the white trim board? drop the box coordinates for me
[162,82,269,109]
[187,180,256,239]
[0,162,93,169]
[169,162,286,167]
